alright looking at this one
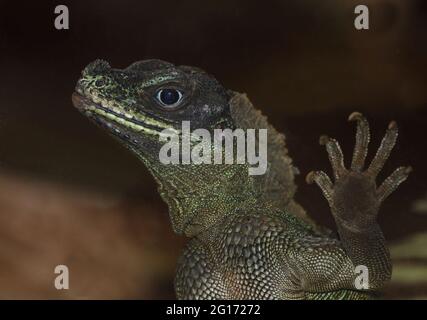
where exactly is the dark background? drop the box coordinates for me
[0,0,426,299]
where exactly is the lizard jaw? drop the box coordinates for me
[71,92,169,137]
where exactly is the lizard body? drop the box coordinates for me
[72,59,410,299]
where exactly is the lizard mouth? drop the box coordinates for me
[72,92,167,135]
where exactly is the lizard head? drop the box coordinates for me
[72,59,232,154]
[72,59,254,236]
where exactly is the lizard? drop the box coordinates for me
[71,59,411,299]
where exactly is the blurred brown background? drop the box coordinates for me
[0,0,426,299]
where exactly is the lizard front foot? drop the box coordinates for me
[306,112,411,228]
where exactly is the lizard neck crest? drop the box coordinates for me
[228,92,314,226]
[228,92,297,206]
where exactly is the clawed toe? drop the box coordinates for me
[367,119,398,177]
[318,135,346,179]
[377,166,412,202]
[348,111,370,171]
[306,170,333,205]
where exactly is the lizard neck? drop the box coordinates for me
[135,149,261,237]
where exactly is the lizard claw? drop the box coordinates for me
[348,111,364,122]
[305,171,316,184]
[319,135,330,146]
[388,120,397,130]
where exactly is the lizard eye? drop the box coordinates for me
[155,89,183,109]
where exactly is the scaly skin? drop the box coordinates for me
[72,59,411,299]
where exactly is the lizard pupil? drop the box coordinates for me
[157,89,183,107]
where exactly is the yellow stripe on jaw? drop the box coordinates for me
[93,100,171,130]
[84,88,172,130]
[84,95,203,143]
[86,105,180,138]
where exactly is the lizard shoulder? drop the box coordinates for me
[212,213,303,298]
[174,238,227,299]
